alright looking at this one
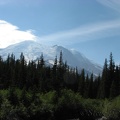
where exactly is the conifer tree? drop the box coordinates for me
[39,53,45,68]
[83,74,89,98]
[110,65,120,98]
[0,56,3,84]
[93,75,101,98]
[52,56,58,90]
[88,73,93,98]
[78,69,85,96]
[37,54,46,91]
[57,51,64,89]
[98,59,108,98]
[108,53,115,96]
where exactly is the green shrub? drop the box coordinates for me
[103,96,120,120]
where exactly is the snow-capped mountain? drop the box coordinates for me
[0,41,102,75]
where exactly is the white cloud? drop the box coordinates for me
[97,0,120,12]
[0,20,37,48]
[38,19,120,45]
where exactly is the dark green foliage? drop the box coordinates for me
[2,88,119,120]
[0,52,120,119]
[110,65,120,98]
[7,87,19,106]
[0,52,120,98]
[83,74,89,98]
[102,96,120,120]
[97,53,120,99]
[78,69,85,96]
[87,73,94,98]
[98,59,109,98]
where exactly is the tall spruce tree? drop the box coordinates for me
[19,53,27,88]
[110,65,120,98]
[108,53,115,98]
[52,56,58,90]
[88,73,93,98]
[58,51,64,89]
[93,75,101,98]
[98,59,108,98]
[78,69,85,96]
[83,74,89,98]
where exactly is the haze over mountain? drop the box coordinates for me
[0,41,102,76]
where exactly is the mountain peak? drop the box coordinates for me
[0,40,102,75]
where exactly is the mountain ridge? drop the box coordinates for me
[0,40,102,76]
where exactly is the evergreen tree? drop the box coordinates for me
[19,53,27,88]
[39,53,45,68]
[110,80,117,98]
[52,56,58,90]
[9,54,16,86]
[57,51,64,89]
[88,73,93,98]
[58,51,63,67]
[0,56,4,86]
[83,74,89,98]
[37,54,46,91]
[93,75,101,98]
[98,59,108,98]
[110,65,120,98]
[108,53,115,97]
[4,54,11,87]
[78,69,85,96]
[8,87,19,105]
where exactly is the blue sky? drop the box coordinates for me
[0,0,120,65]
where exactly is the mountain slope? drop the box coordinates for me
[0,41,102,75]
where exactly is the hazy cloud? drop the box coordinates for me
[97,0,120,12]
[38,19,120,45]
[0,20,36,48]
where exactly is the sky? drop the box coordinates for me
[0,0,120,65]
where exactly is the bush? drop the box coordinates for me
[103,96,120,120]
[2,88,120,120]
[0,98,13,120]
[54,89,84,120]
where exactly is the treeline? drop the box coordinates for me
[0,52,120,99]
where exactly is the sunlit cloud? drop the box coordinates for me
[0,20,36,48]
[97,0,120,12]
[38,19,120,45]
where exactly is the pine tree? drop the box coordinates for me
[110,80,117,98]
[83,74,89,98]
[110,65,120,98]
[98,59,108,98]
[9,54,16,86]
[93,75,101,98]
[59,51,63,67]
[57,51,64,89]
[108,53,115,92]
[78,69,85,96]
[39,53,45,68]
[52,56,58,90]
[0,56,3,84]
[88,73,93,98]
[19,53,27,88]
[37,54,46,91]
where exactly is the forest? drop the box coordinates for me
[0,52,120,120]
